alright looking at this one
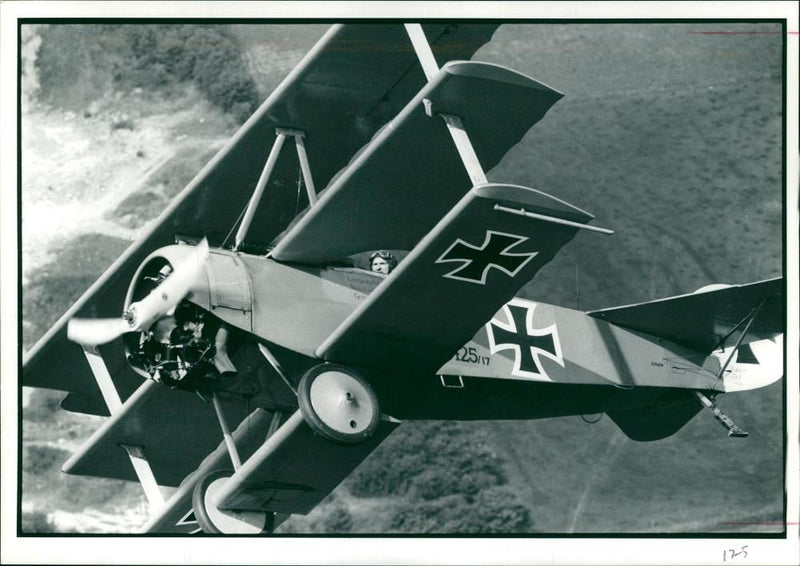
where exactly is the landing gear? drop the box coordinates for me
[192,470,275,534]
[297,364,380,444]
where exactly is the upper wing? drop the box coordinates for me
[317,183,609,375]
[588,278,784,353]
[23,23,499,411]
[270,61,563,264]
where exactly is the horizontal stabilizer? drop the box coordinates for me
[588,278,783,353]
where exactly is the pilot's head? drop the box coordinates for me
[369,250,397,274]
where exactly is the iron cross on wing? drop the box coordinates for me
[487,298,564,380]
[435,230,538,285]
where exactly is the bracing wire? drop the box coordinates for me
[294,165,303,217]
[221,200,251,250]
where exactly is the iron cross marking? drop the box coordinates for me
[487,299,564,380]
[436,230,538,285]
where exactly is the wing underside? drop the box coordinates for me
[60,381,260,486]
[317,183,607,376]
[214,412,398,515]
[141,411,398,532]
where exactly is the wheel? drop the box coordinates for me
[297,364,380,444]
[192,470,274,534]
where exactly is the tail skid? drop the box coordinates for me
[695,391,749,438]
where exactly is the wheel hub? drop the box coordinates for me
[309,370,375,435]
[297,364,381,443]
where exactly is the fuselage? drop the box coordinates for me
[203,249,722,382]
[143,245,778,422]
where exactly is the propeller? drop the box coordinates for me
[67,317,134,347]
[67,239,210,347]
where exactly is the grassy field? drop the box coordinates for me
[469,24,785,533]
[20,22,785,535]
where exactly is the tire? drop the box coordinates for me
[192,469,274,534]
[297,364,380,444]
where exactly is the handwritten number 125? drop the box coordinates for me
[723,545,748,561]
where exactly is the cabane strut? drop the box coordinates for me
[235,128,318,250]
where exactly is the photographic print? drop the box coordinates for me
[3,2,798,565]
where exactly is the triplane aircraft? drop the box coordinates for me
[23,24,784,534]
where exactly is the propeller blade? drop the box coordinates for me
[67,317,132,347]
[66,239,210,346]
[127,238,210,332]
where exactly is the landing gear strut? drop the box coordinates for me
[297,364,380,444]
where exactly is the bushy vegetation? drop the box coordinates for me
[349,422,531,533]
[279,421,532,534]
[23,445,70,476]
[349,422,507,500]
[389,487,531,533]
[23,390,64,422]
[35,24,259,122]
[319,502,355,533]
[23,233,130,348]
[21,510,58,533]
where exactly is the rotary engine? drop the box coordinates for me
[122,245,227,391]
[125,298,220,390]
[68,241,251,393]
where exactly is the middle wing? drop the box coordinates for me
[317,183,610,375]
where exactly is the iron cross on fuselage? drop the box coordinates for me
[487,300,563,379]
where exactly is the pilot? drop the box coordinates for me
[369,250,397,275]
